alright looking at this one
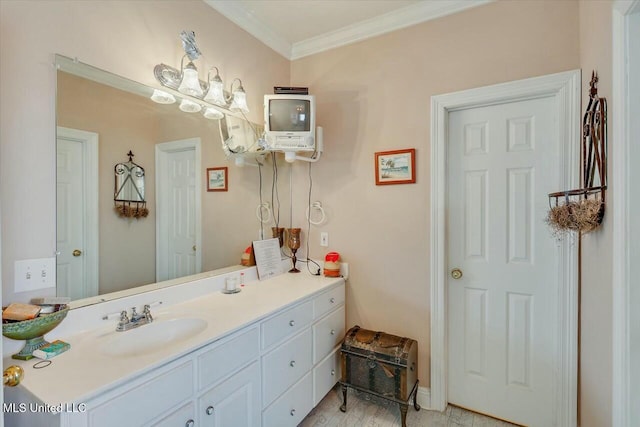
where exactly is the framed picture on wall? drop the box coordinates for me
[207,167,228,192]
[375,149,416,185]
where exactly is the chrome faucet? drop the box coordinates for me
[103,301,162,332]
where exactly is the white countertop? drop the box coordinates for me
[4,270,344,406]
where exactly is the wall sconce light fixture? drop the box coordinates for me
[152,31,249,119]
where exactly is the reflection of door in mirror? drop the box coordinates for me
[56,127,99,299]
[156,139,202,281]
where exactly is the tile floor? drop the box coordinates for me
[300,385,519,427]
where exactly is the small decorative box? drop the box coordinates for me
[32,339,70,360]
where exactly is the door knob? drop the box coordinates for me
[72,249,82,257]
[3,366,24,387]
[192,245,196,251]
[451,268,463,279]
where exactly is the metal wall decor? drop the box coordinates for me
[114,151,149,218]
[547,71,607,236]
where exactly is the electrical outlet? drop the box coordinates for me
[14,258,55,292]
[320,232,329,247]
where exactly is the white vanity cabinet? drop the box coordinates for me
[261,283,345,427]
[67,327,262,427]
[5,278,345,427]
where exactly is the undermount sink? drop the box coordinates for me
[100,317,208,357]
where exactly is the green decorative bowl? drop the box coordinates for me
[2,306,70,360]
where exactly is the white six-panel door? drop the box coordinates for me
[447,96,559,426]
[56,127,99,299]
[156,138,202,282]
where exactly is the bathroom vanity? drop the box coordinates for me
[4,269,345,427]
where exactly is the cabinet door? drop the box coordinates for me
[148,403,195,427]
[85,360,193,427]
[198,361,260,427]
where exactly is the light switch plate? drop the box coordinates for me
[14,257,56,293]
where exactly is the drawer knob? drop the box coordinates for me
[330,297,335,303]
[206,406,214,415]
[330,329,336,335]
[185,420,194,427]
[331,369,336,376]
[290,360,296,367]
[289,320,295,327]
[290,409,296,416]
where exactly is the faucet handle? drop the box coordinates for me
[119,310,130,323]
[143,303,157,322]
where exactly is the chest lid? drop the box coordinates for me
[341,325,415,366]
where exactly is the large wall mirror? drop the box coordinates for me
[55,55,267,308]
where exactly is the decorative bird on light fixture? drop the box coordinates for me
[180,30,201,61]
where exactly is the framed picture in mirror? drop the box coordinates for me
[207,167,228,192]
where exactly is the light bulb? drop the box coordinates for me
[179,99,202,113]
[204,76,226,106]
[229,90,249,113]
[178,62,203,97]
[150,89,176,104]
[203,107,224,120]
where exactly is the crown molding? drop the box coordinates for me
[290,0,493,60]
[204,0,493,61]
[204,0,292,59]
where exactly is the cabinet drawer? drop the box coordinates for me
[313,284,345,320]
[313,304,345,363]
[261,300,312,350]
[87,360,193,427]
[262,372,313,427]
[262,328,312,408]
[197,326,259,391]
[313,348,341,407]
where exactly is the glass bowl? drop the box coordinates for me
[2,306,70,360]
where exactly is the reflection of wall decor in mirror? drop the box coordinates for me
[547,71,607,237]
[152,30,249,120]
[114,151,149,218]
[206,167,228,192]
[375,149,416,185]
[54,54,262,308]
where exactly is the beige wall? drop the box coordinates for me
[0,0,620,423]
[0,0,289,304]
[578,2,613,426]
[291,0,581,389]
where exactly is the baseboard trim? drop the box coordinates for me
[416,386,432,410]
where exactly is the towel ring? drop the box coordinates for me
[256,202,272,224]
[306,201,326,226]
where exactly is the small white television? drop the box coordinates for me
[263,94,316,152]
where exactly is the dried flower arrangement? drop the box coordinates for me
[114,203,149,219]
[546,197,604,237]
